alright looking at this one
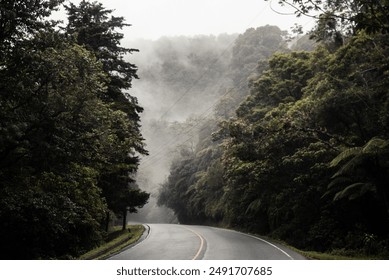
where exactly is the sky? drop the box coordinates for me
[53,0,316,40]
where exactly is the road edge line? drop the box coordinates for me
[218,227,294,260]
[244,233,294,260]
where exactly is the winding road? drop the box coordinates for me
[109,224,305,260]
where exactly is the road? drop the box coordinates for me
[109,224,305,260]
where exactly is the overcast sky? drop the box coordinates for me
[53,0,315,40]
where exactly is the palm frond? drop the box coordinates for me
[330,138,389,169]
[245,198,262,214]
[330,147,361,167]
[327,176,352,189]
[362,137,389,153]
[331,154,366,178]
[333,182,376,201]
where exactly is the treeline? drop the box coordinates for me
[0,0,149,259]
[159,1,389,257]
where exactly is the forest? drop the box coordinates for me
[0,0,149,259]
[0,0,388,259]
[158,0,389,257]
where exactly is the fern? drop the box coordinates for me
[330,137,389,168]
[328,137,388,202]
[330,147,361,167]
[332,154,366,178]
[333,182,376,201]
[327,176,352,189]
[245,198,262,214]
[362,137,389,153]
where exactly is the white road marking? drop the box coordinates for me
[218,227,294,260]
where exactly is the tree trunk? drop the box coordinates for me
[122,209,127,231]
[105,211,110,232]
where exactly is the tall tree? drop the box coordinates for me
[0,31,110,259]
[65,0,142,117]
[0,0,63,52]
[64,1,148,228]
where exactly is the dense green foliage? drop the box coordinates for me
[159,1,389,257]
[0,0,148,259]
[158,26,291,224]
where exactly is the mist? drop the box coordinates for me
[124,34,238,222]
[124,24,307,223]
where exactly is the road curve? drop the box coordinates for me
[109,224,305,260]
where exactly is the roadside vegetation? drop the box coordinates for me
[79,225,145,260]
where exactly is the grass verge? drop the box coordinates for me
[246,231,386,260]
[293,249,361,260]
[295,249,387,260]
[281,244,387,260]
[79,224,145,260]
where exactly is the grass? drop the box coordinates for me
[296,249,388,260]
[282,244,387,260]
[78,224,145,260]
[245,231,387,260]
[294,249,362,260]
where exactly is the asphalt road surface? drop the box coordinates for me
[109,224,305,260]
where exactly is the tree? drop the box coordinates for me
[0,31,110,259]
[328,137,389,228]
[65,0,142,117]
[273,0,389,35]
[120,187,150,230]
[0,0,63,52]
[64,0,149,228]
[229,25,288,87]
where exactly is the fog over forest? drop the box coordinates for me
[127,34,237,222]
[126,27,307,223]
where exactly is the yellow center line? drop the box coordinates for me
[182,226,205,260]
